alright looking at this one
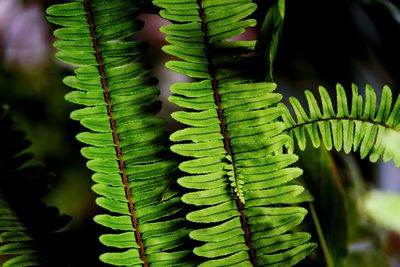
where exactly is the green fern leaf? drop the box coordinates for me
[257,0,285,82]
[281,84,400,166]
[155,0,316,266]
[47,1,193,266]
[0,106,69,266]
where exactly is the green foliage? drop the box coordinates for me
[155,0,316,265]
[363,190,400,234]
[0,0,398,266]
[281,84,400,166]
[257,0,285,82]
[296,147,348,267]
[0,106,69,266]
[46,0,192,266]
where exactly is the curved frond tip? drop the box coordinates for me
[281,84,400,166]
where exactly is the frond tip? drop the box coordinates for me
[281,84,400,166]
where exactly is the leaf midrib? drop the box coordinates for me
[83,1,148,265]
[195,0,257,265]
[283,116,399,133]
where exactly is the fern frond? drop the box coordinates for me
[155,0,316,266]
[0,106,69,266]
[281,84,400,166]
[47,1,192,266]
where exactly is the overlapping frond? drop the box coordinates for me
[155,0,316,265]
[0,106,69,266]
[46,1,192,265]
[281,84,400,166]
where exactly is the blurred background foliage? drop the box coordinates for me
[0,0,399,266]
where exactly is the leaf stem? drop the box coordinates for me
[283,116,398,134]
[83,1,148,265]
[309,202,334,267]
[195,0,257,265]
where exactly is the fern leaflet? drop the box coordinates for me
[47,1,192,266]
[281,84,400,166]
[155,0,316,266]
